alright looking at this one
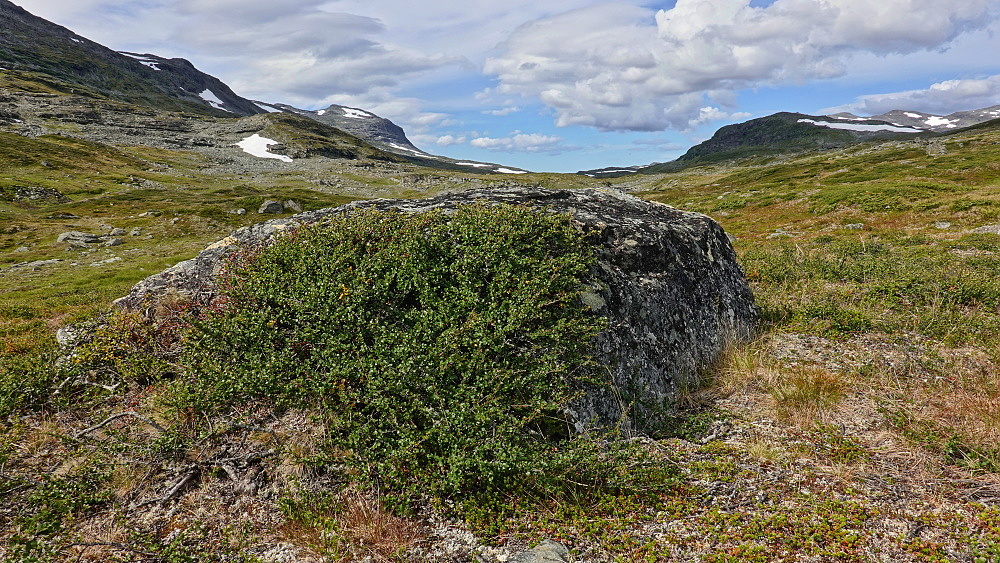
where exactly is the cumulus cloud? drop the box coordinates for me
[435,134,467,146]
[485,0,998,131]
[827,75,1000,115]
[469,132,567,153]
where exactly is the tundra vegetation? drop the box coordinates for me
[2,112,1000,561]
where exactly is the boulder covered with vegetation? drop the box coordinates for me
[114,186,758,434]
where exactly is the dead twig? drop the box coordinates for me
[74,411,167,440]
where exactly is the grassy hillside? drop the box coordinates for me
[2,117,1000,561]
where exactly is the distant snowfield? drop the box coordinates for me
[388,143,433,157]
[120,52,161,71]
[199,89,231,112]
[254,103,282,114]
[317,109,326,116]
[924,116,958,128]
[342,108,373,119]
[236,134,292,163]
[496,168,528,174]
[798,119,922,134]
[457,162,492,168]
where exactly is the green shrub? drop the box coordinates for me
[179,204,605,510]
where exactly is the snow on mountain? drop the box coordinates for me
[235,134,292,163]
[342,107,374,120]
[199,89,232,112]
[798,118,922,134]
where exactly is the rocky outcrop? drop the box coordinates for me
[113,187,759,434]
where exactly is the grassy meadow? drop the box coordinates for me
[2,119,1000,561]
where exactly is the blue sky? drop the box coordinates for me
[14,0,1000,172]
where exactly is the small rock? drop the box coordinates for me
[57,231,101,244]
[284,200,303,213]
[91,256,122,266]
[971,224,1000,235]
[130,228,142,236]
[229,208,247,215]
[109,227,127,236]
[171,217,182,225]
[843,223,865,230]
[104,238,124,247]
[138,210,162,217]
[259,200,284,214]
[933,221,952,229]
[14,246,29,253]
[511,540,569,563]
[46,212,80,220]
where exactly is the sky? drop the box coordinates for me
[13,0,1000,172]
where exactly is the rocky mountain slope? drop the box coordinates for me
[0,0,264,116]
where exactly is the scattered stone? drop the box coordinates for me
[130,228,143,236]
[104,238,124,247]
[91,256,122,266]
[511,540,570,563]
[10,185,69,202]
[14,246,29,253]
[971,224,1000,235]
[109,227,127,236]
[229,208,248,215]
[934,221,952,230]
[283,199,302,213]
[843,223,865,230]
[767,228,798,239]
[46,212,80,220]
[171,217,182,225]
[100,224,114,231]
[113,187,759,434]
[57,231,102,244]
[11,258,63,270]
[258,200,284,214]
[138,210,162,217]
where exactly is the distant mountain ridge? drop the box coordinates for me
[0,0,264,116]
[0,1,526,174]
[580,105,1000,177]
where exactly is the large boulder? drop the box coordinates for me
[113,187,759,434]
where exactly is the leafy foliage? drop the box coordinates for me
[179,204,604,509]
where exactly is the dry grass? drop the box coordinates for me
[280,487,425,562]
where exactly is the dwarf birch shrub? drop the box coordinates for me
[181,204,605,509]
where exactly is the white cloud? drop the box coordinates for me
[435,134,467,146]
[469,132,567,153]
[827,75,1000,115]
[484,106,522,116]
[485,0,999,131]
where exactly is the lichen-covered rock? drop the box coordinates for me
[113,187,758,434]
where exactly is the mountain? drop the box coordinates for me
[581,106,1000,177]
[0,0,264,116]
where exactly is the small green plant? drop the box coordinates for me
[177,204,606,512]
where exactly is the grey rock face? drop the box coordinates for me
[113,187,758,433]
[258,200,284,214]
[511,540,570,563]
[57,231,102,244]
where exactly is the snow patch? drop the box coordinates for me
[235,134,292,163]
[904,112,923,119]
[254,103,283,114]
[200,89,232,112]
[71,38,81,43]
[342,108,373,119]
[456,162,492,168]
[317,110,326,116]
[924,116,957,128]
[496,168,528,174]
[798,119,922,134]
[389,143,430,156]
